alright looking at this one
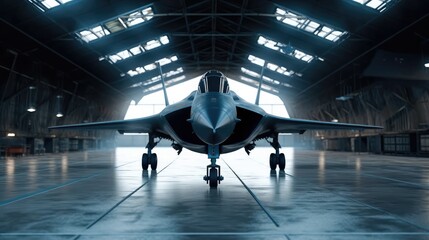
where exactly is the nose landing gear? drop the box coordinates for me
[203,145,224,188]
[203,158,224,188]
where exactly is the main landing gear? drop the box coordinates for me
[203,145,224,188]
[142,135,160,170]
[267,134,285,171]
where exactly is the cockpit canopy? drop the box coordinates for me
[198,70,230,93]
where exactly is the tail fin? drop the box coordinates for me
[255,63,266,105]
[157,62,169,106]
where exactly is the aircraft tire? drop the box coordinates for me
[142,153,149,170]
[150,153,158,170]
[269,153,277,170]
[278,153,286,170]
[209,168,218,188]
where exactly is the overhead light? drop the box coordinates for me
[336,95,353,101]
[7,133,15,137]
[56,95,64,118]
[425,63,429,68]
[27,86,37,112]
[331,119,338,122]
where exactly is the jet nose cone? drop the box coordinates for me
[198,108,231,131]
[192,107,236,145]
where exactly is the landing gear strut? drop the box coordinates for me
[203,145,224,188]
[142,135,160,171]
[267,134,285,171]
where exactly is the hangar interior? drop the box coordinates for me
[2,0,429,239]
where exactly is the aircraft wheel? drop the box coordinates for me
[269,153,277,170]
[150,153,158,170]
[209,167,218,188]
[278,153,286,171]
[142,153,149,170]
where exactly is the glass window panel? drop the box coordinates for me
[301,55,313,62]
[129,46,142,55]
[41,0,60,8]
[127,11,145,27]
[109,55,121,63]
[248,55,265,66]
[267,63,278,71]
[367,0,383,9]
[142,7,154,20]
[127,70,138,77]
[136,67,145,73]
[91,26,109,37]
[78,30,98,42]
[157,58,171,66]
[144,40,161,50]
[160,36,169,44]
[105,19,125,33]
[116,50,131,59]
[144,63,157,71]
[325,33,339,41]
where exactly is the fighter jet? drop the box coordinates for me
[49,70,382,187]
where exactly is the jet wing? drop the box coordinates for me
[264,114,383,133]
[49,115,162,134]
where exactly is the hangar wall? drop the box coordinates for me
[0,48,128,155]
[293,80,429,156]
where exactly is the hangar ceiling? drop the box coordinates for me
[1,0,429,114]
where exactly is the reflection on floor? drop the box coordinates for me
[1,147,429,239]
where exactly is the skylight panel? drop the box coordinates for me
[109,55,122,63]
[257,35,319,63]
[131,68,185,88]
[165,67,184,78]
[275,7,347,42]
[76,6,154,43]
[160,36,170,44]
[248,55,265,66]
[241,67,260,78]
[42,0,60,8]
[127,70,139,77]
[129,46,142,55]
[77,26,110,42]
[28,0,74,11]
[127,11,145,27]
[105,36,169,64]
[142,75,186,93]
[117,50,132,60]
[136,67,145,74]
[240,70,292,90]
[144,63,157,71]
[351,0,393,12]
[78,30,98,42]
[105,19,126,33]
[144,40,162,50]
[126,55,178,77]
[248,55,296,77]
[239,76,280,93]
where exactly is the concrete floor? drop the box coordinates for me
[1,147,429,239]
